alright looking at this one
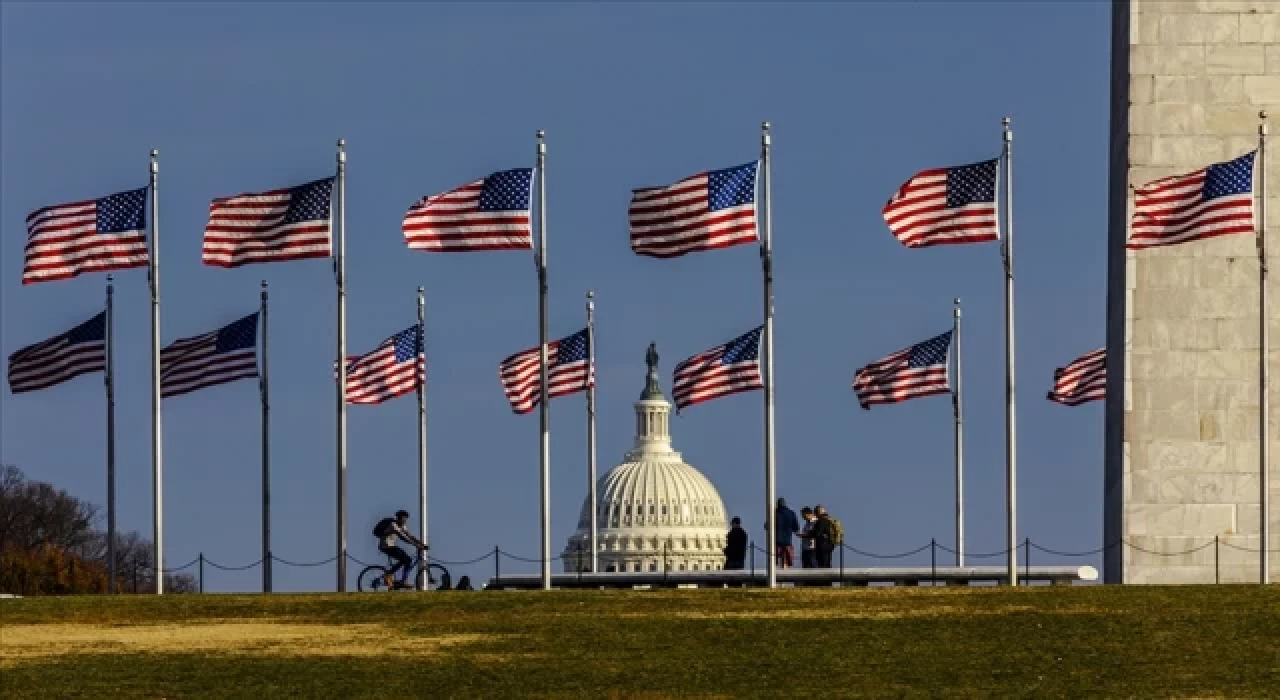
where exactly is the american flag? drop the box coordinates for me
[343,326,424,405]
[160,313,259,399]
[7,312,107,394]
[672,326,764,411]
[403,168,533,252]
[498,328,591,415]
[629,162,759,258]
[882,158,1000,249]
[1127,151,1256,250]
[202,177,334,267]
[1047,348,1106,406]
[853,331,952,409]
[22,187,149,285]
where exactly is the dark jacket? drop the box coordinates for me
[774,505,800,547]
[724,526,748,569]
[811,514,836,551]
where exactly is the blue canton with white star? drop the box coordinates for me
[946,159,998,208]
[707,162,758,212]
[555,329,589,366]
[96,187,147,234]
[283,178,334,225]
[65,312,107,344]
[719,326,763,365]
[1204,151,1255,201]
[214,313,259,353]
[392,327,422,362]
[480,168,533,211]
[909,331,952,367]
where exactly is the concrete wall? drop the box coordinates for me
[1106,0,1280,584]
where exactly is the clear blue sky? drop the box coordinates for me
[1,2,1111,591]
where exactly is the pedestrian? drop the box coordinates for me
[798,506,817,568]
[723,516,747,570]
[772,498,800,568]
[812,505,837,568]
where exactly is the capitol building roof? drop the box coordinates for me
[563,344,728,573]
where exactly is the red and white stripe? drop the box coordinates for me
[1127,168,1254,250]
[671,330,763,410]
[402,179,532,252]
[23,200,148,284]
[882,167,999,249]
[853,348,949,408]
[202,188,331,267]
[344,341,424,406]
[1047,348,1106,406]
[629,172,758,258]
[498,340,592,415]
[161,331,258,399]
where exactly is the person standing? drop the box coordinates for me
[812,505,837,568]
[723,517,748,570]
[798,506,817,568]
[772,498,800,568]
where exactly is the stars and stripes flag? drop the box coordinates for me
[160,313,259,398]
[1127,151,1256,250]
[202,177,334,267]
[7,312,107,394]
[1047,348,1106,406]
[403,168,534,252]
[629,161,759,258]
[23,187,149,284]
[853,331,952,409]
[342,326,425,405]
[882,158,1000,249]
[671,326,764,410]
[498,328,591,415]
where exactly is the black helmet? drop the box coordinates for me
[395,510,410,519]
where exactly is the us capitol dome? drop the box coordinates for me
[563,343,729,573]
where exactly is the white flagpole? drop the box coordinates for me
[1001,117,1018,587]
[105,275,117,593]
[336,139,349,592]
[761,121,777,589]
[417,286,429,590]
[148,149,164,595]
[536,130,552,590]
[953,297,965,568]
[1260,110,1270,585]
[586,290,598,573]
[260,280,272,593]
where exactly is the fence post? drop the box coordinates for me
[576,543,583,584]
[199,553,205,594]
[931,538,937,586]
[494,546,500,583]
[839,543,844,586]
[1023,537,1030,585]
[749,540,755,587]
[1215,535,1220,584]
[69,557,76,591]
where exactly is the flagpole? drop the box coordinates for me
[260,280,272,593]
[148,148,164,595]
[536,129,551,590]
[1259,110,1270,585]
[761,121,777,589]
[1001,117,1018,587]
[586,289,598,573]
[953,297,965,568]
[105,275,117,593]
[416,285,429,590]
[336,138,349,592]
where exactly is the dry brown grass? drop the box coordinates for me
[1,621,503,667]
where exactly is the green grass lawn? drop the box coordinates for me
[3,585,1278,698]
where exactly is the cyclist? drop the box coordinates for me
[372,510,427,589]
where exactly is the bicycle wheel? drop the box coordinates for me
[357,565,392,592]
[415,563,452,591]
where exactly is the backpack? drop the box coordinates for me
[372,517,395,539]
[828,516,845,545]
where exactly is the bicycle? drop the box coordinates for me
[357,549,451,592]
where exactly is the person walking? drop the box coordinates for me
[723,517,747,570]
[772,498,800,569]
